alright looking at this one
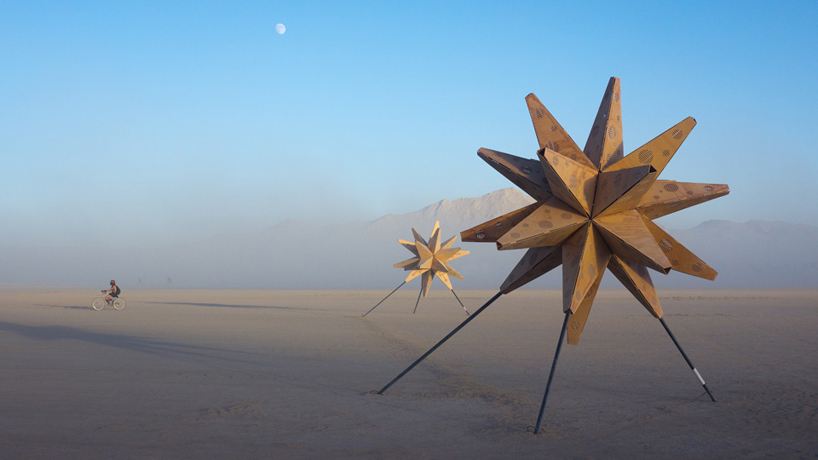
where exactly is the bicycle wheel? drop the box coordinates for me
[92,297,105,310]
[113,298,126,310]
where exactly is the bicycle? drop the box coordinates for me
[92,290,126,311]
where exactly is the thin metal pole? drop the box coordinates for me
[362,281,406,317]
[412,287,423,314]
[377,291,503,395]
[450,289,470,316]
[533,310,571,434]
[659,317,717,402]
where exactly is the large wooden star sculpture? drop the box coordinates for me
[375,78,728,433]
[461,77,728,345]
[395,221,469,297]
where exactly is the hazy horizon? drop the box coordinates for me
[3,1,818,249]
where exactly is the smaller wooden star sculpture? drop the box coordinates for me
[394,221,469,297]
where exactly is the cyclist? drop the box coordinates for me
[105,280,121,305]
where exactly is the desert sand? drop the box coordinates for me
[0,288,816,459]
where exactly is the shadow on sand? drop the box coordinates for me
[141,301,311,311]
[38,304,89,310]
[0,321,259,364]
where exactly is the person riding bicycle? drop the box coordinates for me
[105,280,121,305]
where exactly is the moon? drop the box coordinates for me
[276,23,286,35]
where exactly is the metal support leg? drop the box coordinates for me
[362,281,406,317]
[659,317,717,402]
[533,310,571,434]
[450,289,470,316]
[412,287,423,314]
[376,291,503,395]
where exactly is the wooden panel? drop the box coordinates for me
[393,257,418,270]
[561,225,611,313]
[642,216,718,280]
[538,147,598,216]
[477,148,552,201]
[431,257,449,274]
[592,165,654,217]
[604,117,696,176]
[607,255,663,318]
[525,93,596,169]
[594,211,671,274]
[582,77,623,171]
[436,272,453,290]
[636,181,730,220]
[415,241,433,261]
[443,263,464,280]
[404,269,424,283]
[428,225,441,252]
[566,267,604,345]
[411,228,427,245]
[500,246,562,294]
[460,202,540,243]
[398,239,419,256]
[436,247,468,263]
[440,235,457,250]
[596,167,658,217]
[496,197,588,250]
[421,271,433,297]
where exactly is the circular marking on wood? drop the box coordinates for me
[570,321,580,331]
[615,91,620,102]
[561,213,572,220]
[550,125,558,132]
[608,126,617,139]
[569,174,578,188]
[671,259,679,266]
[546,141,560,152]
[510,232,520,239]
[534,108,544,118]
[663,183,679,192]
[659,238,673,254]
[662,149,671,157]
[653,195,660,200]
[539,220,553,229]
[522,223,529,228]
[672,129,684,139]
[704,185,714,191]
[638,149,654,164]
[692,263,703,273]
[476,232,485,240]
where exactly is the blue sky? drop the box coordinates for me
[2,0,817,247]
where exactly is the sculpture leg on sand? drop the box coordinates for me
[450,289,470,316]
[376,291,503,395]
[659,317,717,402]
[533,311,571,434]
[412,288,423,314]
[361,281,407,317]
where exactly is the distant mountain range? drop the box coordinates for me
[1,188,816,289]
